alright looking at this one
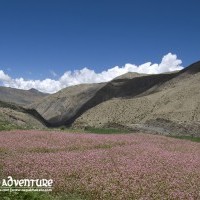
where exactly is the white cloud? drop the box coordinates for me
[0,70,11,82]
[0,53,183,93]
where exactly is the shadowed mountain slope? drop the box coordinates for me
[73,61,200,136]
[28,83,106,126]
[26,61,200,136]
[29,70,180,127]
[0,101,47,130]
[29,71,179,126]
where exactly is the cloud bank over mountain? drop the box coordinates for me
[0,53,183,93]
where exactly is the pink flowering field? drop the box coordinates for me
[0,130,200,199]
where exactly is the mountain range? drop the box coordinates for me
[0,61,200,136]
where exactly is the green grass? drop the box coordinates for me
[0,192,52,200]
[0,119,34,131]
[0,119,129,134]
[0,192,88,200]
[0,121,23,131]
[83,127,130,134]
[55,126,131,134]
[169,135,200,143]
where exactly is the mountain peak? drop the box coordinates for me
[29,88,39,92]
[181,60,200,74]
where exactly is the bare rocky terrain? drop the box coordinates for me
[27,83,106,126]
[0,101,46,130]
[28,69,178,126]
[0,87,48,105]
[113,72,145,80]
[73,61,200,136]
[0,61,200,136]
[0,87,48,130]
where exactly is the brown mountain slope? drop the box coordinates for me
[113,72,145,80]
[0,101,46,130]
[28,83,106,126]
[29,71,178,126]
[0,87,48,106]
[27,60,200,135]
[73,61,200,136]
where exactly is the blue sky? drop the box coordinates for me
[0,0,200,93]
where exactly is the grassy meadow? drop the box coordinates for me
[0,130,200,199]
